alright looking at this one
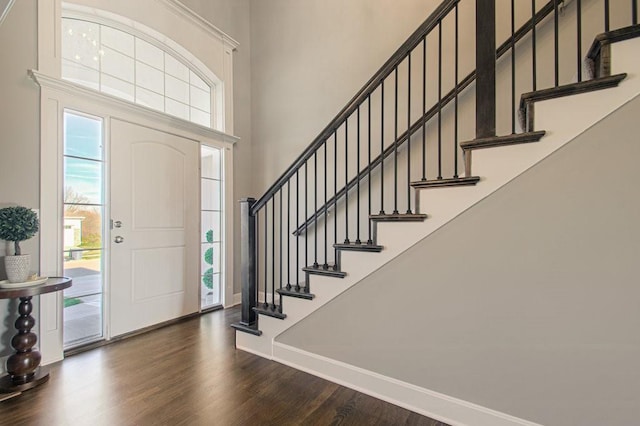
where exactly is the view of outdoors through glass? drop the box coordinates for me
[63,111,105,348]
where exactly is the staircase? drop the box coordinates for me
[234,1,640,423]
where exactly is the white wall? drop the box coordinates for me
[277,94,640,425]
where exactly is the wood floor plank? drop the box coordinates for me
[0,307,448,426]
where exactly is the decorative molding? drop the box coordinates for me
[0,0,15,28]
[29,70,240,145]
[159,0,239,50]
[272,343,543,426]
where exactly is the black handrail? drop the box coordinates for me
[292,0,556,236]
[250,0,460,216]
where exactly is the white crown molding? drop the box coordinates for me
[158,0,239,50]
[272,342,544,426]
[0,0,16,28]
[29,70,240,144]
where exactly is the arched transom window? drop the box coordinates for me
[62,18,213,128]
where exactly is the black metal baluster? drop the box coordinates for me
[344,120,350,243]
[323,140,328,268]
[532,0,537,91]
[554,0,559,87]
[295,171,300,291]
[634,0,638,25]
[278,189,282,311]
[511,0,516,133]
[263,206,268,308]
[406,52,412,214]
[287,181,291,289]
[271,196,275,310]
[313,152,318,268]
[605,0,610,32]
[577,0,582,82]
[454,3,459,177]
[422,37,427,181]
[356,106,361,244]
[393,66,399,215]
[437,20,442,180]
[334,130,338,269]
[304,161,308,276]
[367,95,373,244]
[380,81,386,214]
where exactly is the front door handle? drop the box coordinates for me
[114,236,124,244]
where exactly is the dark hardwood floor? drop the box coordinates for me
[0,307,448,425]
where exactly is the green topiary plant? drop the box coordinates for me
[0,206,39,255]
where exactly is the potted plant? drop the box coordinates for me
[0,206,39,283]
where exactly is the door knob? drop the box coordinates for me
[114,236,124,244]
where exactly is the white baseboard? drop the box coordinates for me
[273,342,543,426]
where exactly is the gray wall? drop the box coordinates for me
[249,0,439,194]
[277,95,640,425]
[0,0,40,364]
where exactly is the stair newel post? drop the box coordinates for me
[239,197,258,328]
[466,0,496,177]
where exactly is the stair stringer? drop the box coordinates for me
[236,38,640,363]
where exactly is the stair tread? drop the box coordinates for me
[411,176,480,188]
[520,74,627,109]
[231,322,262,336]
[302,265,346,278]
[369,213,427,222]
[253,304,287,320]
[334,242,383,252]
[277,286,315,300]
[460,131,546,150]
[518,75,626,131]
[587,25,640,62]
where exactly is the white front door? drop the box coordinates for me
[109,119,200,337]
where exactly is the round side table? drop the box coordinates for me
[0,277,72,393]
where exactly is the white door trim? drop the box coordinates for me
[34,71,236,364]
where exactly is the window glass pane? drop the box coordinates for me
[61,19,213,129]
[64,205,103,250]
[190,85,210,112]
[63,292,103,347]
[201,145,221,179]
[64,112,103,160]
[191,107,211,127]
[166,74,189,104]
[101,25,134,57]
[62,60,100,90]
[101,74,134,102]
[201,272,220,305]
[201,179,221,211]
[136,86,164,111]
[136,38,164,70]
[201,243,220,274]
[102,46,134,83]
[64,157,103,205]
[136,61,164,94]
[201,211,221,243]
[166,54,189,81]
[165,98,189,121]
[190,70,209,91]
[62,19,101,71]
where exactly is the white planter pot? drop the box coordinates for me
[5,254,31,283]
